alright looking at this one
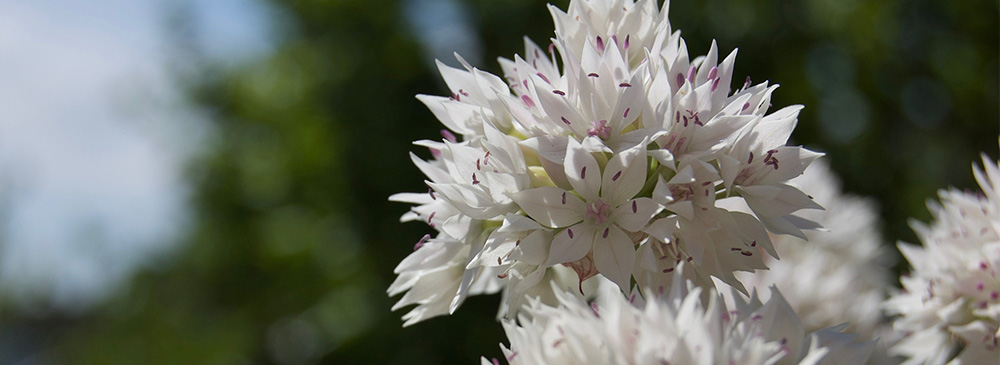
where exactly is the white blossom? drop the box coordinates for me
[390,0,823,324]
[884,152,1000,364]
[485,267,874,365]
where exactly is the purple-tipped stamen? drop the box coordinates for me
[567,228,574,239]
[596,36,605,52]
[537,72,551,84]
[612,171,622,181]
[675,73,684,88]
[632,200,637,213]
[603,228,609,238]
[553,89,566,95]
[624,34,630,50]
[521,94,535,108]
[581,166,587,179]
[561,116,571,125]
[619,82,632,87]
[441,129,457,142]
[707,66,718,80]
[414,234,431,250]
[623,107,630,118]
[588,72,600,78]
[686,65,696,83]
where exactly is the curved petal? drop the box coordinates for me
[511,187,585,228]
[601,141,648,206]
[545,223,597,267]
[565,138,602,201]
[592,225,636,291]
[612,197,663,232]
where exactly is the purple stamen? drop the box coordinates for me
[537,72,551,84]
[553,89,566,95]
[632,200,637,213]
[567,228,574,239]
[521,94,535,108]
[441,129,457,143]
[561,116,571,125]
[596,36,605,52]
[741,251,752,256]
[686,65,696,83]
[662,267,674,273]
[588,72,600,78]
[611,35,618,47]
[711,77,720,92]
[562,192,567,204]
[743,76,751,89]
[619,82,632,88]
[707,66,718,80]
[428,187,436,200]
[612,171,622,181]
[623,107,630,118]
[675,73,684,88]
[747,152,753,164]
[581,166,587,179]
[624,34,630,50]
[471,173,480,185]
[414,234,431,250]
[742,102,750,111]
[603,228,609,238]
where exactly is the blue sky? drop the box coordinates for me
[0,0,273,311]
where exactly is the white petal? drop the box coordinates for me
[545,223,597,266]
[740,184,823,217]
[511,187,585,228]
[509,229,553,265]
[612,197,662,232]
[757,147,824,186]
[602,142,648,206]
[428,182,500,220]
[593,225,636,291]
[565,138,602,201]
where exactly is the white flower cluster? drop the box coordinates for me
[485,267,874,365]
[734,160,894,340]
[884,153,1000,364]
[389,0,823,326]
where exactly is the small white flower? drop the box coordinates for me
[511,138,662,290]
[884,151,1000,364]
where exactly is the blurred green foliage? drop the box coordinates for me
[17,0,998,363]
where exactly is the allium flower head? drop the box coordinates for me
[486,267,874,365]
[390,0,823,324]
[884,151,1000,364]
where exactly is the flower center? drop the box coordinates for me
[585,200,612,225]
[587,120,611,140]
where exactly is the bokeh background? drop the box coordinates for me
[0,0,996,363]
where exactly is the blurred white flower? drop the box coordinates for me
[486,267,874,365]
[732,160,894,339]
[884,152,1000,364]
